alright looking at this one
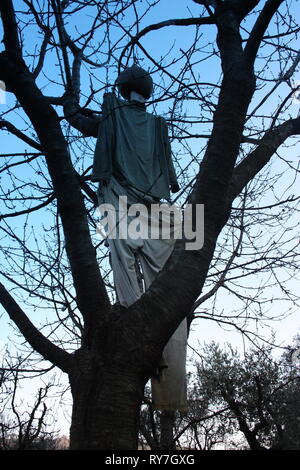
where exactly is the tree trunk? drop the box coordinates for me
[160,410,176,450]
[69,348,147,450]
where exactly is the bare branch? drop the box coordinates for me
[119,16,215,67]
[229,117,300,203]
[0,283,73,373]
[0,119,42,150]
[245,0,285,66]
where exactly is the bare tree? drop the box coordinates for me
[0,0,299,449]
[0,351,59,449]
[193,342,300,450]
[139,379,231,450]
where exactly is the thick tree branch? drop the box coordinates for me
[32,29,52,79]
[48,0,102,126]
[50,0,72,88]
[244,0,284,66]
[228,116,300,203]
[0,283,73,373]
[0,0,22,57]
[193,0,216,17]
[221,387,266,449]
[62,94,100,137]
[221,1,260,21]
[0,3,111,344]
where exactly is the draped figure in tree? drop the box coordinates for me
[92,65,187,412]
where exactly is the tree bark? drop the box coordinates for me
[160,411,176,450]
[69,352,146,449]
[68,324,158,450]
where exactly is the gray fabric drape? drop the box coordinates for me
[98,177,187,412]
[93,92,187,411]
[92,93,178,200]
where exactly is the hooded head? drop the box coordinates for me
[116,65,153,100]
